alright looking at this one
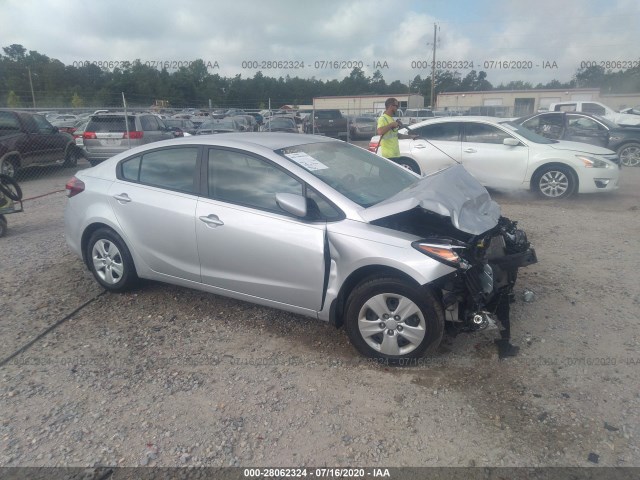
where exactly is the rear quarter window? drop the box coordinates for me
[87,116,135,132]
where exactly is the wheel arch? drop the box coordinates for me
[529,161,580,193]
[80,222,132,269]
[329,265,422,329]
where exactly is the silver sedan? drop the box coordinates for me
[64,133,536,361]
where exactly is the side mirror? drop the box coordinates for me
[503,138,520,146]
[275,193,307,217]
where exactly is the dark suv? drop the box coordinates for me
[303,110,348,139]
[81,113,174,165]
[0,110,80,178]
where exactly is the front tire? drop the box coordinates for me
[86,228,139,292]
[0,157,18,179]
[533,165,576,199]
[344,276,444,361]
[618,142,640,167]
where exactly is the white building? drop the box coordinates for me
[437,88,640,116]
[312,94,425,116]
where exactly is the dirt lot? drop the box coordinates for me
[0,159,639,470]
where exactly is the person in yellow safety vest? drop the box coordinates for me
[376,97,417,162]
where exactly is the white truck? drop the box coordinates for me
[402,108,435,125]
[548,101,640,127]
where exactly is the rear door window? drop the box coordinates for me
[89,116,135,132]
[120,147,199,193]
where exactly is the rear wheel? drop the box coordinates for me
[395,157,421,174]
[86,228,139,292]
[618,142,640,167]
[533,165,576,199]
[64,147,80,168]
[344,276,444,361]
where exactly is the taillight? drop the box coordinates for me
[83,131,97,139]
[123,131,143,139]
[65,177,85,197]
[368,141,379,152]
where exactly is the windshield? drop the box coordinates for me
[275,142,418,207]
[500,120,556,144]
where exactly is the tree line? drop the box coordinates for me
[2,44,639,110]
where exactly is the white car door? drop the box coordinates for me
[195,148,326,312]
[401,121,462,174]
[460,122,529,190]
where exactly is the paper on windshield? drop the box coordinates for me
[284,152,329,171]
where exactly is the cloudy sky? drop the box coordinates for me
[2,0,639,86]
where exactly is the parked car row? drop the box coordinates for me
[514,111,640,167]
[368,116,621,199]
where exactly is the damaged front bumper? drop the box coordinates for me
[428,216,537,346]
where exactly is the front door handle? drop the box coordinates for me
[464,148,477,153]
[199,214,224,227]
[113,193,131,203]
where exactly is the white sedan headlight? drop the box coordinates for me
[576,155,612,169]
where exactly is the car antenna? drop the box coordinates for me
[404,126,462,165]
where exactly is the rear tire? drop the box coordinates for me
[86,228,139,292]
[395,157,421,174]
[64,147,80,168]
[344,276,444,362]
[0,216,7,238]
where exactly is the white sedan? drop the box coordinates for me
[369,116,621,199]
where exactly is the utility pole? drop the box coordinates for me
[429,23,438,109]
[28,67,36,108]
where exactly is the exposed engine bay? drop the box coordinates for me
[372,207,537,356]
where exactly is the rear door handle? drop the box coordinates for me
[199,214,224,227]
[464,148,477,153]
[414,143,427,149]
[113,193,131,203]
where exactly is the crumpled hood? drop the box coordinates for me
[360,164,501,235]
[548,140,616,155]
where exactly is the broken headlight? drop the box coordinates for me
[412,238,471,270]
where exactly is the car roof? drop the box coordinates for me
[143,132,337,151]
[408,116,506,128]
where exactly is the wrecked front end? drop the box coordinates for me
[367,165,538,354]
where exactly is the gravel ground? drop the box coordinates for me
[0,160,639,469]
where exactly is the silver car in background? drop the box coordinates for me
[64,133,536,361]
[81,113,174,165]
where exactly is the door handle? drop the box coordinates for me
[414,144,427,149]
[199,214,224,227]
[464,148,477,153]
[113,193,131,203]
